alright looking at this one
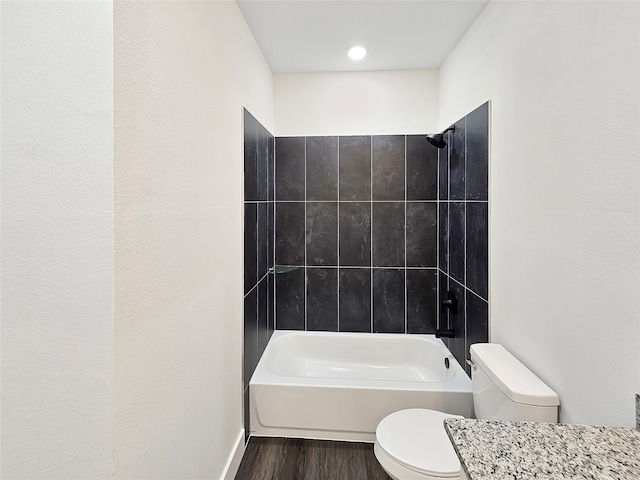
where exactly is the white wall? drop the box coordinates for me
[1,2,114,478]
[439,1,640,427]
[275,70,438,135]
[113,1,273,478]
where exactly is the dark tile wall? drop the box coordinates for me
[274,135,439,334]
[243,109,275,442]
[437,101,490,374]
[263,103,489,380]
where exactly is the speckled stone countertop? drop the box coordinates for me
[444,418,640,480]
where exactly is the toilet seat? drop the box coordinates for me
[374,409,462,479]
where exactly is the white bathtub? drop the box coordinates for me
[249,330,473,442]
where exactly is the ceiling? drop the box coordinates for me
[237,0,489,73]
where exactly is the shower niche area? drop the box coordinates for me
[243,102,489,438]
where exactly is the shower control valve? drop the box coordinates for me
[441,291,458,315]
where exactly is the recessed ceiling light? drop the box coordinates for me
[347,46,367,60]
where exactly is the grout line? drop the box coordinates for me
[337,138,340,332]
[370,136,374,334]
[447,132,452,331]
[444,270,489,303]
[404,135,408,334]
[243,272,271,299]
[436,268,440,330]
[272,136,276,335]
[273,138,278,331]
[436,137,440,331]
[464,116,468,359]
[254,119,259,369]
[304,137,307,332]
[274,264,438,270]
[487,104,492,343]
[273,199,447,203]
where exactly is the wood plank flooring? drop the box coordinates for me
[235,437,392,480]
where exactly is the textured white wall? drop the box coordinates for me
[439,1,640,427]
[113,1,273,478]
[1,2,114,478]
[275,70,438,136]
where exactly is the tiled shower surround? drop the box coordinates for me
[437,102,490,373]
[243,102,489,434]
[272,102,489,372]
[243,109,274,441]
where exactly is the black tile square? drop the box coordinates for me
[438,270,449,330]
[372,135,405,200]
[307,268,338,331]
[267,274,274,338]
[276,267,305,330]
[258,203,268,279]
[339,136,371,201]
[449,202,465,285]
[449,119,466,200]
[276,137,305,201]
[307,136,338,201]
[257,123,269,201]
[257,277,269,360]
[447,279,466,369]
[406,202,437,267]
[372,202,405,267]
[466,202,488,299]
[339,202,371,267]
[465,102,489,201]
[438,144,449,200]
[275,202,305,265]
[438,202,449,273]
[244,203,257,294]
[339,268,371,332]
[466,290,488,361]
[267,203,274,270]
[373,269,405,333]
[407,269,437,334]
[306,202,338,266]
[243,288,257,386]
[268,133,275,202]
[407,135,437,200]
[244,110,258,201]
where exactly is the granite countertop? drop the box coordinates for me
[444,418,640,480]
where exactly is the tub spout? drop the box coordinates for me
[435,329,456,338]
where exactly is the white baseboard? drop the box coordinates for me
[221,430,246,480]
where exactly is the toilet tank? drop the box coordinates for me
[470,344,559,423]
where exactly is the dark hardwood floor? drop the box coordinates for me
[235,437,392,480]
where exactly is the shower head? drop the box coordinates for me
[426,125,455,149]
[426,133,447,149]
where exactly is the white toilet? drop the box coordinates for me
[374,343,560,480]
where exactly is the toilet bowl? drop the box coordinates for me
[374,409,463,480]
[374,343,560,480]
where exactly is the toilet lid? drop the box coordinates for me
[376,409,462,478]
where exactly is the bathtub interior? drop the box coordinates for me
[263,331,458,382]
